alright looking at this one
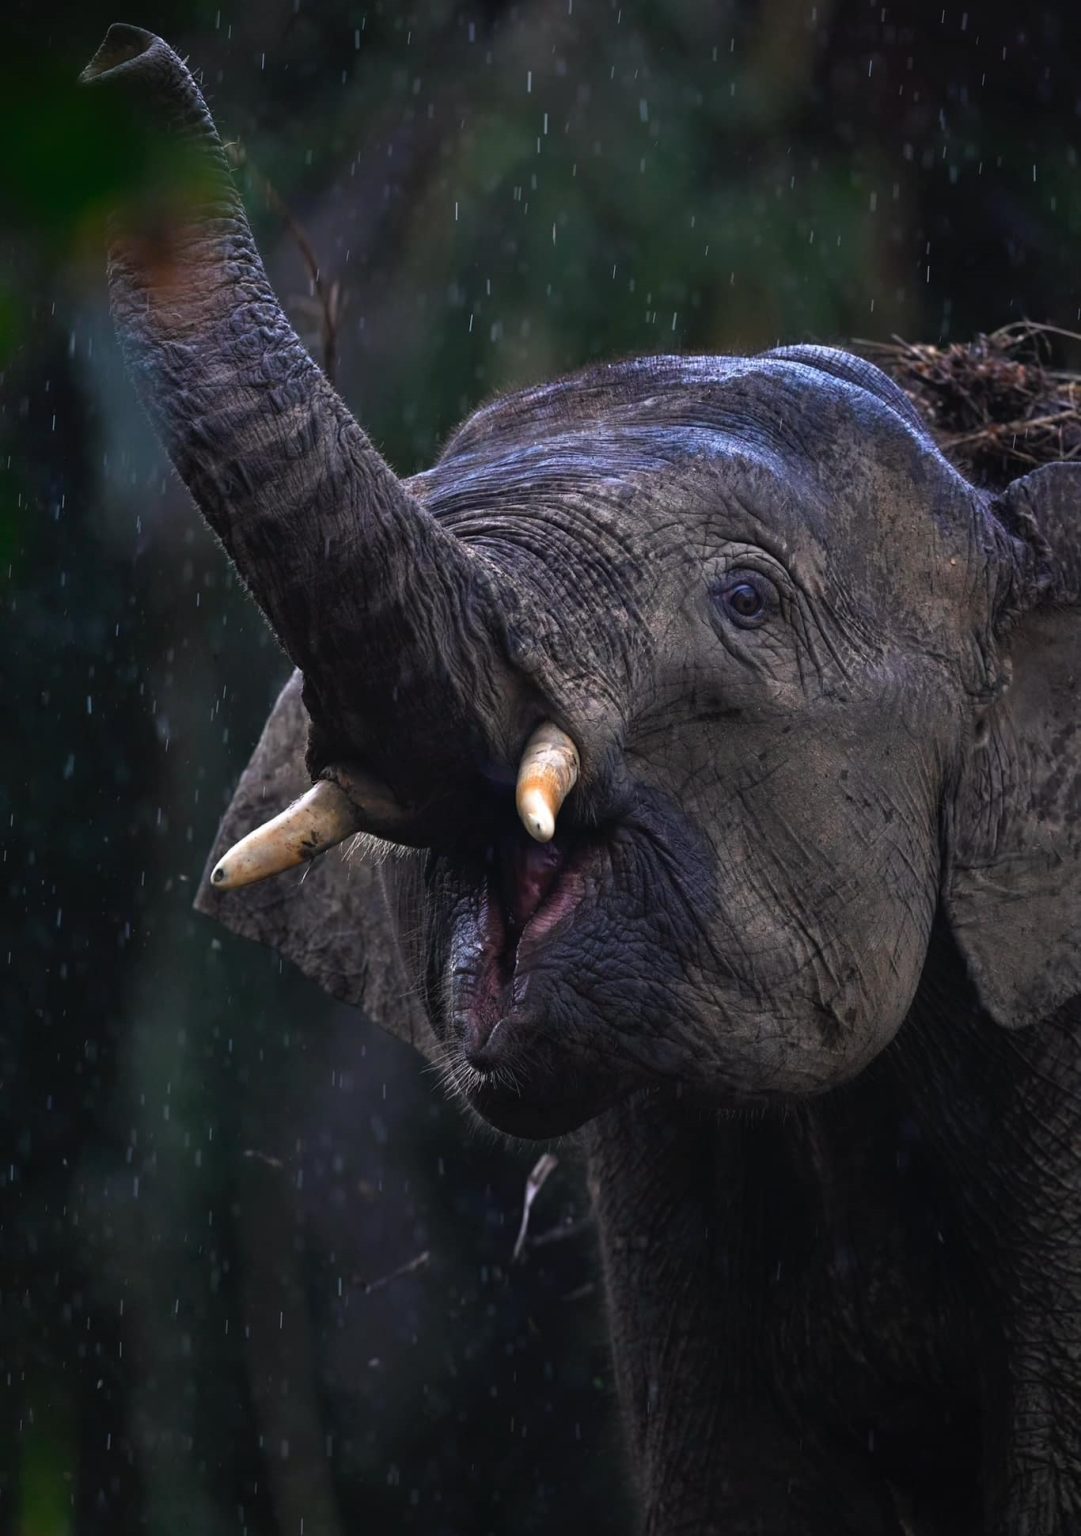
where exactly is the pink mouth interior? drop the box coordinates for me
[459,833,586,1063]
[503,835,565,933]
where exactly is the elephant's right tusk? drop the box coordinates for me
[211,779,365,891]
[515,723,580,843]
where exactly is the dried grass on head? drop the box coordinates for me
[858,322,1081,492]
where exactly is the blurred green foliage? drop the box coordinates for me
[18,1378,74,1536]
[4,64,153,242]
[3,1,1080,1533]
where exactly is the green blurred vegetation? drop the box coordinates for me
[3,1,1079,1533]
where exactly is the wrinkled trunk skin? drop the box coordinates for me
[81,26,519,809]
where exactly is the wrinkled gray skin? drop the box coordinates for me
[84,26,1081,1535]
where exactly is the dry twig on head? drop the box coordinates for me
[858,322,1081,490]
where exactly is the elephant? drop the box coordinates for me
[81,24,1081,1536]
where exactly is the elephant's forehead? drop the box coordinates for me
[412,351,964,576]
[435,350,931,465]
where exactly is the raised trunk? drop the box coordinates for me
[81,26,518,810]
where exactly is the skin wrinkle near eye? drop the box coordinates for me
[696,533,855,712]
[702,484,815,575]
[711,617,793,682]
[805,587,868,680]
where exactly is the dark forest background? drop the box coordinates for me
[3,2,1080,1532]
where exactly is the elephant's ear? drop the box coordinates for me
[194,671,439,1063]
[945,463,1081,1028]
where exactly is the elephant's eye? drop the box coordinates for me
[713,570,775,630]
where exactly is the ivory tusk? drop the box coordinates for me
[515,722,579,843]
[210,779,366,892]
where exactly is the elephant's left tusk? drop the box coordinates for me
[211,779,365,891]
[515,723,580,843]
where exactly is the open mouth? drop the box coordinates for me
[446,828,590,1072]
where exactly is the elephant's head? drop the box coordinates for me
[86,27,1081,1138]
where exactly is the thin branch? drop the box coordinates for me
[527,1214,595,1249]
[512,1152,560,1263]
[224,141,343,384]
[855,321,1081,487]
[941,409,1080,448]
[356,1249,431,1295]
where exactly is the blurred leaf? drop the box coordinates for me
[18,1380,74,1536]
[0,58,221,254]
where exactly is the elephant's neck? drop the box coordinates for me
[581,1055,978,1532]
[583,1095,775,1520]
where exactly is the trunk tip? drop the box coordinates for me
[80,23,161,84]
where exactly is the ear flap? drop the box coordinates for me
[194,671,439,1063]
[945,463,1081,1028]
